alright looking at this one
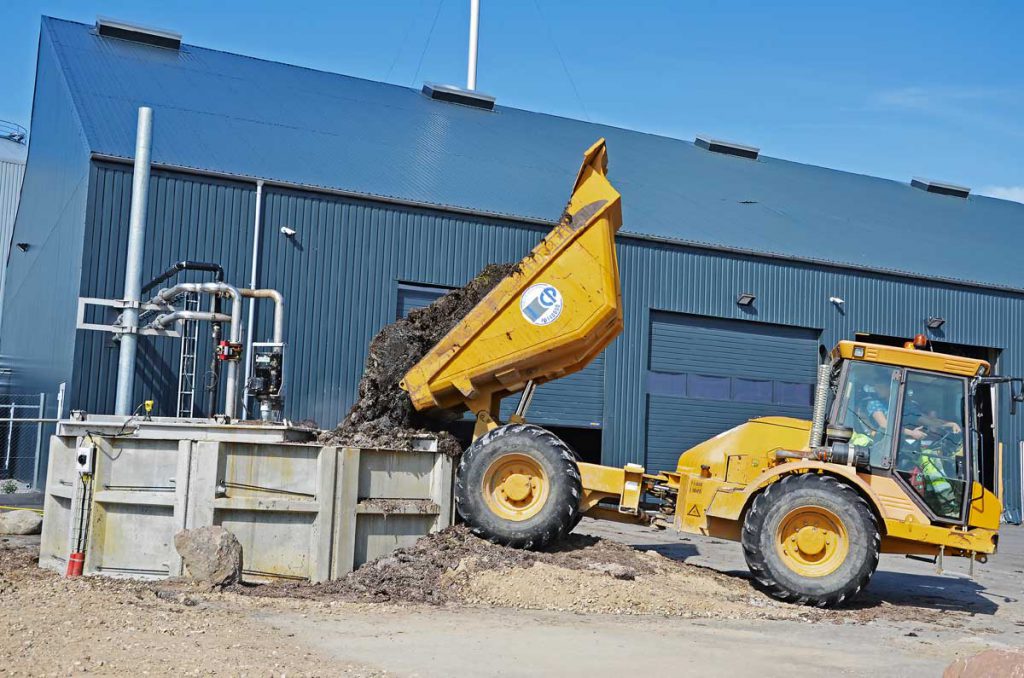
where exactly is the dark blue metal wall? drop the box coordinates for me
[604,238,1024,521]
[73,163,256,416]
[67,164,1024,521]
[0,31,92,402]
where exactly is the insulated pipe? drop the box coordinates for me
[149,281,243,417]
[114,106,153,416]
[467,0,480,90]
[807,363,831,448]
[149,311,231,329]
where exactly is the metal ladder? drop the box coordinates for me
[176,292,200,417]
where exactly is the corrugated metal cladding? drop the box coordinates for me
[73,163,255,415]
[252,186,600,429]
[0,29,91,405]
[0,148,26,327]
[40,17,1024,291]
[645,313,818,471]
[602,237,1024,522]
[64,163,1024,522]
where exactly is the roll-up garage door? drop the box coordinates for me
[645,312,820,473]
[396,283,604,428]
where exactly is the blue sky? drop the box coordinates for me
[1,1,1021,201]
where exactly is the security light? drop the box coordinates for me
[15,243,29,252]
[926,316,946,330]
[736,292,756,307]
[280,226,296,237]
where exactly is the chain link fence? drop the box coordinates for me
[0,391,58,492]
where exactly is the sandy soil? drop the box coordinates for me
[0,544,379,677]
[3,523,1022,677]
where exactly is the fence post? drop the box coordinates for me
[33,392,46,489]
[4,404,12,470]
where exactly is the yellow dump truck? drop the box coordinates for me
[401,140,1021,607]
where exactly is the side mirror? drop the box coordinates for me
[1012,380,1024,416]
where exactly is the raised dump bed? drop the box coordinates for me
[401,139,623,421]
[39,416,453,582]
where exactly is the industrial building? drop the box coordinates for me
[4,16,1024,519]
[0,121,27,327]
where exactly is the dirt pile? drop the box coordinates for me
[233,526,809,620]
[320,263,517,454]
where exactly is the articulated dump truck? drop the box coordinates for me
[401,139,1019,607]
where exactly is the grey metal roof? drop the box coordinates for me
[41,16,1024,290]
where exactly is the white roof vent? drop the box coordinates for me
[96,17,181,50]
[422,83,495,111]
[911,177,970,199]
[695,135,760,160]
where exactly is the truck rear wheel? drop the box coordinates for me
[456,424,582,549]
[741,473,879,607]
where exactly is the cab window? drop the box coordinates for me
[893,372,968,520]
[835,362,901,468]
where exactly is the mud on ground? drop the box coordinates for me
[320,263,517,455]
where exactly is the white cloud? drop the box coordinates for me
[979,186,1024,203]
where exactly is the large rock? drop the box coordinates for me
[0,510,42,535]
[945,649,1024,678]
[173,526,242,588]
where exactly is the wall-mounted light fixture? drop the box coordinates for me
[735,292,756,307]
[15,243,29,252]
[280,226,296,237]
[829,296,845,307]
[926,316,946,330]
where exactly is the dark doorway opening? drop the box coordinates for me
[443,421,602,464]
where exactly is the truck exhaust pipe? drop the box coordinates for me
[808,363,831,449]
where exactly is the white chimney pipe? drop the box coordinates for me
[467,0,480,90]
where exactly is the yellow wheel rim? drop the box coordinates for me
[481,453,549,521]
[775,506,849,578]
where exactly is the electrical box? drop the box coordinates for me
[76,444,95,474]
[216,340,243,362]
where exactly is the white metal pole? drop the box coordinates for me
[467,0,480,90]
[32,392,44,489]
[242,180,265,419]
[114,107,154,415]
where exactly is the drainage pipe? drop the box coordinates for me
[114,106,153,416]
[148,281,243,417]
[242,181,265,418]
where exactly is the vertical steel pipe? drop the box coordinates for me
[114,107,153,415]
[467,0,480,90]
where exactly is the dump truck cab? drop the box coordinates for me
[402,139,1021,607]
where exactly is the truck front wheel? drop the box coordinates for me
[741,473,880,607]
[456,424,582,549]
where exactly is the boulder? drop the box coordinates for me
[0,510,42,535]
[173,526,243,588]
[945,649,1024,678]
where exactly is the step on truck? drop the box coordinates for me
[400,140,1021,607]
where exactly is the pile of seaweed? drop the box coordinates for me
[320,263,517,455]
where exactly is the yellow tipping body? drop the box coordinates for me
[402,139,623,417]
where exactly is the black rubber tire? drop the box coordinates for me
[741,474,880,608]
[456,424,582,549]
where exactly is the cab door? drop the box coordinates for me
[892,371,971,524]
